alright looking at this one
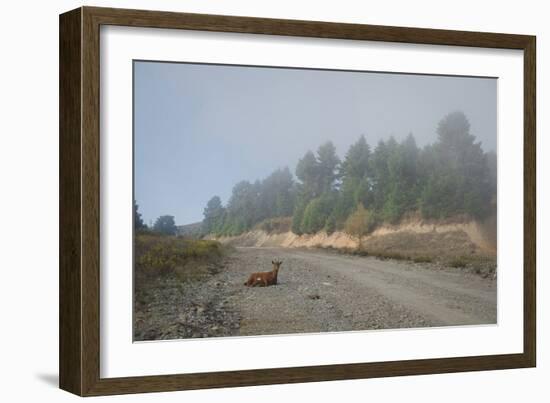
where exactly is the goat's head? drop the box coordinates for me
[271,260,283,270]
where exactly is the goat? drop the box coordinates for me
[244,260,282,287]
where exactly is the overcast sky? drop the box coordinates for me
[134,61,496,226]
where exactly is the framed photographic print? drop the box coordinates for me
[59,6,536,396]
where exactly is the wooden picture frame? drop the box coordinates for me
[59,6,536,396]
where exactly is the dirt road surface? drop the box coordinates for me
[232,247,496,335]
[135,246,496,340]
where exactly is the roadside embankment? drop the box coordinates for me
[209,214,497,267]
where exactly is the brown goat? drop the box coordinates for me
[244,260,282,287]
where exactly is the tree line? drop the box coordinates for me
[202,111,496,238]
[136,111,497,238]
[134,200,177,235]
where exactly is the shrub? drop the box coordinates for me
[344,203,375,246]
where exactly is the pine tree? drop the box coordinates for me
[296,150,320,198]
[202,196,225,235]
[316,141,340,193]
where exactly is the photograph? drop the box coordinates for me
[132,61,498,342]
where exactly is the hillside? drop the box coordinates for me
[176,221,203,238]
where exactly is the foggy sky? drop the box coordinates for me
[134,61,497,226]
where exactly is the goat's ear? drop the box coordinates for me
[279,260,283,265]
[272,260,275,264]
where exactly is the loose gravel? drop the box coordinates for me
[134,247,496,341]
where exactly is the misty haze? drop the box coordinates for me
[133,61,497,341]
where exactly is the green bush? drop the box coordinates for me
[301,194,336,234]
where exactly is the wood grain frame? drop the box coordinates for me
[59,6,536,396]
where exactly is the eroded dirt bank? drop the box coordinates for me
[210,215,497,260]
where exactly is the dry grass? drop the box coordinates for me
[135,233,228,283]
[318,242,495,278]
[446,254,497,276]
[449,257,468,268]
[412,256,434,263]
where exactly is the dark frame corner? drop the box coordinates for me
[60,6,536,396]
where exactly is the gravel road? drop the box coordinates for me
[134,246,496,340]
